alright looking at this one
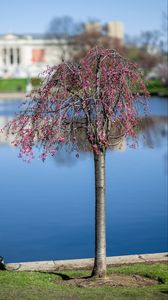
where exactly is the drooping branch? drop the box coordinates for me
[3,47,149,161]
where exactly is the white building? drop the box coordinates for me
[0,21,124,78]
[0,34,70,78]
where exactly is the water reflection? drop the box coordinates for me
[0,111,167,154]
[139,116,168,148]
[53,148,81,167]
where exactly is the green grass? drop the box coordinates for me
[0,263,167,300]
[0,78,41,93]
[146,80,168,97]
[0,78,27,92]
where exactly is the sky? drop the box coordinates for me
[0,0,167,36]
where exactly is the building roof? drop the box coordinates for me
[0,33,70,40]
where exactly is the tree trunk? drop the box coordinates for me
[92,150,106,278]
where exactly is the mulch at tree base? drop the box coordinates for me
[55,273,158,288]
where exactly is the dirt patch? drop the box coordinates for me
[55,273,158,288]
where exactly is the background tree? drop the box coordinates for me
[46,16,84,62]
[72,31,126,62]
[125,30,162,73]
[5,47,148,278]
[47,16,83,38]
[48,17,126,62]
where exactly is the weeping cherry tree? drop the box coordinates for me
[4,47,149,278]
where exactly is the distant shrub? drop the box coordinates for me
[31,77,41,87]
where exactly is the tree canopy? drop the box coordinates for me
[5,47,149,162]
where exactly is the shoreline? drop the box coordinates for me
[5,252,168,272]
[0,92,168,100]
[0,92,26,99]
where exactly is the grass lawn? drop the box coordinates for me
[0,78,40,93]
[0,78,27,92]
[0,263,167,300]
[146,80,168,97]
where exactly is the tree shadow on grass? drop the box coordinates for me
[55,272,72,280]
[39,271,91,281]
[160,289,168,294]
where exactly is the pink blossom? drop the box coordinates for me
[58,137,65,142]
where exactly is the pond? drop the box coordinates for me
[0,96,167,263]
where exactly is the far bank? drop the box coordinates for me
[0,78,168,97]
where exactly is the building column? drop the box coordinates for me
[6,48,10,66]
[13,48,18,65]
[17,48,20,64]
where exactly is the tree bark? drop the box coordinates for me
[92,150,106,278]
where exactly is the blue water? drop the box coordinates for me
[0,97,167,263]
